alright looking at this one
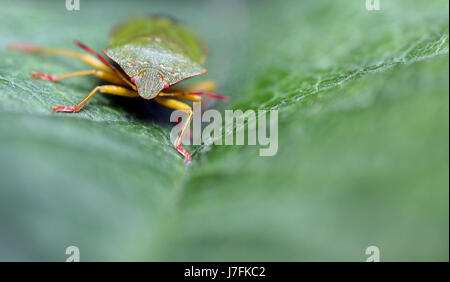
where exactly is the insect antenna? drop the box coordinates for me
[73,40,137,90]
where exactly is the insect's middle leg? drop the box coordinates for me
[173,80,217,92]
[164,80,228,102]
[32,69,128,86]
[158,92,202,102]
[53,85,139,113]
[154,97,193,163]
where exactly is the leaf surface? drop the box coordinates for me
[0,0,448,261]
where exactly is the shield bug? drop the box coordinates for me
[9,16,228,163]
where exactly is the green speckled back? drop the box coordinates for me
[106,16,207,99]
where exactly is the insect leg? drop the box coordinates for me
[53,85,139,113]
[169,80,217,92]
[154,97,193,163]
[165,80,228,102]
[164,80,228,102]
[187,91,229,102]
[158,92,202,102]
[8,42,112,73]
[73,40,136,90]
[31,69,128,86]
[159,91,228,102]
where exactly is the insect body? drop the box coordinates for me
[9,16,227,163]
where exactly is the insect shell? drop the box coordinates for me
[9,16,228,163]
[106,16,208,98]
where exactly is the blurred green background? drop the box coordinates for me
[0,0,448,261]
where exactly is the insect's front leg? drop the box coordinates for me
[154,97,193,163]
[157,84,228,162]
[53,85,139,113]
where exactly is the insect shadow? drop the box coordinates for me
[106,93,174,125]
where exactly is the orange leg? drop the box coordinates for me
[9,42,112,73]
[73,40,136,90]
[9,41,136,90]
[53,85,139,113]
[163,80,228,102]
[160,91,228,102]
[156,86,228,162]
[32,69,128,86]
[154,97,193,163]
[170,80,217,92]
[158,92,202,102]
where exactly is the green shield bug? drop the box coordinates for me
[9,16,228,163]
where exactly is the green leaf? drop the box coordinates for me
[0,0,448,261]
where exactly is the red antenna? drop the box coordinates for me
[73,40,136,90]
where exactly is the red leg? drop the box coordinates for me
[176,146,191,163]
[187,91,229,102]
[73,40,136,90]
